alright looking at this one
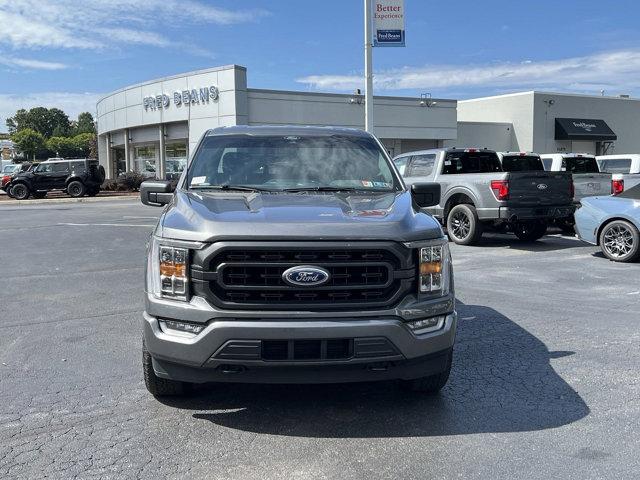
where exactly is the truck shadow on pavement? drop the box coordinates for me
[469,233,586,252]
[162,303,590,437]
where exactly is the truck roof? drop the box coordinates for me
[394,147,497,158]
[205,125,373,138]
[540,153,595,158]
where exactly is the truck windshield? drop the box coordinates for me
[563,157,599,173]
[442,151,502,174]
[186,134,399,191]
[501,155,544,172]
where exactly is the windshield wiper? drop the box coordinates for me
[282,186,394,193]
[191,184,276,192]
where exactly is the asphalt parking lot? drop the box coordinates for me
[1,200,639,479]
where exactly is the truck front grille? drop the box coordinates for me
[191,242,415,311]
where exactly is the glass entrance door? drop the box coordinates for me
[133,145,158,178]
[165,143,187,181]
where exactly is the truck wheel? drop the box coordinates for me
[67,181,85,198]
[514,220,548,242]
[401,350,452,394]
[11,183,30,200]
[446,204,483,245]
[143,342,189,396]
[599,220,640,262]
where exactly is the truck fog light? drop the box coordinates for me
[407,316,445,334]
[159,319,204,337]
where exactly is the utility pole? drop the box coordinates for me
[364,0,374,133]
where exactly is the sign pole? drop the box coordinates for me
[364,0,374,134]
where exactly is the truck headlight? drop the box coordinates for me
[159,245,188,299]
[419,243,451,296]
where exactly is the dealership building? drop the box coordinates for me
[96,64,640,180]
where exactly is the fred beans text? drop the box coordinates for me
[143,86,219,110]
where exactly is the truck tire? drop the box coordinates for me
[599,220,640,262]
[67,181,85,198]
[514,220,548,242]
[97,165,106,183]
[143,341,189,396]
[11,183,30,200]
[446,204,483,245]
[401,350,452,394]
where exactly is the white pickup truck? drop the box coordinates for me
[540,153,612,201]
[596,154,640,195]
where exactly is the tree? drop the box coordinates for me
[5,107,71,138]
[46,136,78,157]
[74,112,96,135]
[72,133,96,157]
[12,128,45,160]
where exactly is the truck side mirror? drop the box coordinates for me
[411,182,441,208]
[140,180,175,207]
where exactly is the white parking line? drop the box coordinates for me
[58,222,155,228]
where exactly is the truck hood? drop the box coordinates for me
[159,189,443,243]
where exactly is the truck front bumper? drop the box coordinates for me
[498,204,576,221]
[143,311,457,384]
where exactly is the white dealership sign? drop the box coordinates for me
[372,0,405,47]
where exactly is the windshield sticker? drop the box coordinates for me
[361,180,391,188]
[191,176,207,186]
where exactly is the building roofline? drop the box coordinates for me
[247,87,456,104]
[461,90,639,103]
[459,91,535,103]
[97,64,246,103]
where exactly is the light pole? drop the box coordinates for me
[364,0,374,133]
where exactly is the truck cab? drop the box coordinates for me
[139,126,456,397]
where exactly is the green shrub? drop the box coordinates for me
[117,171,146,191]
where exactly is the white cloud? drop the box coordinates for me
[0,92,103,132]
[0,0,268,51]
[0,57,68,70]
[297,49,640,96]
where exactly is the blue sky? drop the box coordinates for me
[1,0,640,129]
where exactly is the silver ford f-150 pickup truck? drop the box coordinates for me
[394,148,575,245]
[139,126,456,396]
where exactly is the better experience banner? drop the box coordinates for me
[373,0,405,47]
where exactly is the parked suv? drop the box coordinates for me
[139,126,456,396]
[394,148,575,244]
[1,163,36,196]
[9,159,105,200]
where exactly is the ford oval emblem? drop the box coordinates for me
[282,265,330,287]
[537,183,548,190]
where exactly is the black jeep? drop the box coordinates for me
[9,159,105,200]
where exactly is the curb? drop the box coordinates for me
[0,194,139,206]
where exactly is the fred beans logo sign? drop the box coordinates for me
[373,0,405,46]
[572,121,597,132]
[143,86,219,111]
